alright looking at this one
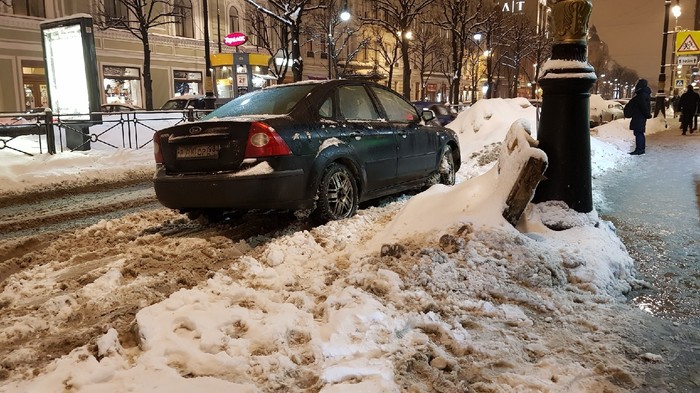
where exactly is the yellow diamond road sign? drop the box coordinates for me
[676,31,700,55]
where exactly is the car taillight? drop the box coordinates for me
[244,121,292,157]
[153,133,163,163]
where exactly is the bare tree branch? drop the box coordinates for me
[360,0,435,98]
[92,0,186,110]
[243,0,319,81]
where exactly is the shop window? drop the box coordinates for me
[21,60,48,111]
[103,65,142,107]
[174,0,194,38]
[12,0,45,17]
[229,6,239,32]
[104,0,129,24]
[214,66,234,99]
[173,70,202,96]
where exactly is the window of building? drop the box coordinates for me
[104,0,129,23]
[21,60,48,110]
[12,0,45,17]
[229,6,239,32]
[173,70,202,96]
[252,13,265,47]
[103,66,142,107]
[306,33,314,57]
[174,0,194,38]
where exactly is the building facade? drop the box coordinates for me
[0,0,552,113]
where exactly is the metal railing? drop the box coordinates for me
[0,108,212,157]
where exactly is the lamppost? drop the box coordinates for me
[327,2,351,79]
[532,0,596,213]
[472,33,482,103]
[655,0,672,118]
[485,33,494,98]
[669,1,681,97]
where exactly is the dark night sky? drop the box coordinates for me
[589,0,694,91]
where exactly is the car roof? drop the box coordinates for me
[166,95,206,101]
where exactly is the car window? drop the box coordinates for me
[161,100,187,110]
[202,84,316,119]
[370,87,418,122]
[430,105,449,116]
[339,85,379,120]
[319,95,333,119]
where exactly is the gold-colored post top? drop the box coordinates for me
[551,0,593,45]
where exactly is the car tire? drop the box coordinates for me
[438,145,456,185]
[312,163,358,223]
[426,145,456,187]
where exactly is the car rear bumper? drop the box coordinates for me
[153,165,310,210]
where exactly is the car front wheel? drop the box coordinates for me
[426,145,456,187]
[313,163,358,223]
[438,145,456,185]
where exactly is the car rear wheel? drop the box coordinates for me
[313,163,358,223]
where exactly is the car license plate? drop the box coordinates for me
[176,144,219,159]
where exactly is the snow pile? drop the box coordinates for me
[0,98,662,392]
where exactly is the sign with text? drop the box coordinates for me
[678,55,698,66]
[676,31,700,55]
[499,0,525,12]
[224,32,247,47]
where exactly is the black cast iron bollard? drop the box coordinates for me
[532,0,596,213]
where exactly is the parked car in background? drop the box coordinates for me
[603,100,624,122]
[589,94,624,126]
[160,95,210,110]
[412,101,458,126]
[153,80,461,223]
[101,103,141,112]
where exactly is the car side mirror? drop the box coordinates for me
[421,108,436,123]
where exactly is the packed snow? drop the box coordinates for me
[0,99,678,392]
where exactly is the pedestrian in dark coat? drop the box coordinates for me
[623,79,652,155]
[677,84,699,135]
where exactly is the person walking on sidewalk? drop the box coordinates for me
[677,84,699,135]
[623,79,652,155]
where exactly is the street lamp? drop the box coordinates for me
[655,0,672,118]
[669,1,681,97]
[471,33,482,103]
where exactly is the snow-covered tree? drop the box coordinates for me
[430,0,481,103]
[307,0,368,79]
[244,5,292,83]
[361,0,434,99]
[93,0,186,110]
[244,0,324,82]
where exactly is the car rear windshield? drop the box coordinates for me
[202,84,317,120]
[161,100,189,110]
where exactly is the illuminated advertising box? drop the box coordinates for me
[40,15,101,123]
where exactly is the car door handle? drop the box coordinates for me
[350,131,362,139]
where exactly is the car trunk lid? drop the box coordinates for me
[156,120,252,174]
